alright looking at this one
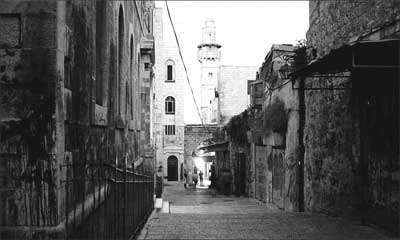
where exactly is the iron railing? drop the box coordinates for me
[63,152,154,239]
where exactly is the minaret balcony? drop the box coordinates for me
[197,43,221,49]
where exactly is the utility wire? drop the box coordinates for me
[165,0,213,134]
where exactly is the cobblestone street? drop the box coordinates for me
[137,182,395,240]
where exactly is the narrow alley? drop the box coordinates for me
[138,182,394,240]
[0,1,399,239]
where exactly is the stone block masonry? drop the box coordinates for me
[304,0,400,235]
[0,0,155,237]
[307,0,400,58]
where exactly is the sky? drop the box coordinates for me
[155,1,309,124]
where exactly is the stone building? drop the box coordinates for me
[153,8,185,181]
[291,0,400,235]
[198,19,221,125]
[197,19,257,125]
[217,65,258,124]
[0,0,155,237]
[212,44,296,198]
[248,44,298,210]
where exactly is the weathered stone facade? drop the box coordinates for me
[301,0,400,235]
[303,72,358,216]
[0,0,155,237]
[307,0,400,58]
[153,8,185,181]
[248,44,299,211]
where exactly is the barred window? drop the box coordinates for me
[165,96,175,114]
[165,125,175,135]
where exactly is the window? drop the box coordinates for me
[118,5,124,115]
[165,96,175,114]
[125,82,129,117]
[95,1,106,106]
[144,63,151,71]
[130,35,134,120]
[167,65,173,81]
[165,125,175,135]
[165,60,175,82]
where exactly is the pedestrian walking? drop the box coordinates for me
[192,171,198,188]
[199,170,204,186]
[183,168,188,189]
[209,163,216,188]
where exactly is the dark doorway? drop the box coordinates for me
[354,68,399,235]
[234,153,246,196]
[167,156,178,181]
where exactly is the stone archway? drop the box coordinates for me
[184,124,218,172]
[167,155,178,181]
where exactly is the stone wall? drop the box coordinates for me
[302,71,399,234]
[0,1,58,227]
[307,0,400,58]
[303,73,359,216]
[305,0,400,235]
[0,0,154,236]
[218,66,257,124]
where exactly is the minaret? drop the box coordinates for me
[198,19,221,124]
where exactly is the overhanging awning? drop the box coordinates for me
[201,156,215,163]
[198,141,229,153]
[291,39,400,78]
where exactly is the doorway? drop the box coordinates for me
[271,148,285,209]
[234,153,246,196]
[167,156,178,181]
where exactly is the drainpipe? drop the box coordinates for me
[297,77,305,212]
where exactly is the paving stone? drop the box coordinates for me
[137,182,396,240]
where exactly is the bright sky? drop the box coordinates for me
[155,1,309,124]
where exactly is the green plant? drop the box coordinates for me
[263,98,287,134]
[224,110,249,144]
[293,39,312,71]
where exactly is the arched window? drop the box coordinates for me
[130,35,133,120]
[95,0,106,106]
[165,96,175,114]
[166,60,175,82]
[118,5,124,115]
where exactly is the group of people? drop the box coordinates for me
[183,167,204,188]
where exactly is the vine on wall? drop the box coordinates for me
[263,98,287,135]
